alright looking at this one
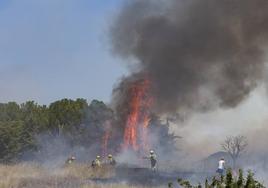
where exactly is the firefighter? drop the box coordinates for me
[107,154,116,166]
[91,159,96,168]
[92,155,102,168]
[149,150,157,171]
[65,155,76,165]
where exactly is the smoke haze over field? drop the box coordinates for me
[111,0,268,115]
[173,86,268,157]
[110,1,268,181]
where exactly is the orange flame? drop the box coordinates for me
[123,78,153,152]
[102,121,111,157]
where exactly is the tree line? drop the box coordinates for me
[0,99,115,162]
[0,98,177,163]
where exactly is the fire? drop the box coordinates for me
[102,131,110,156]
[102,121,111,157]
[123,78,153,152]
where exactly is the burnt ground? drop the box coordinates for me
[12,165,216,188]
[89,166,215,186]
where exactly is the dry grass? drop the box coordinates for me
[0,163,45,188]
[0,163,161,188]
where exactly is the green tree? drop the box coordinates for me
[48,98,88,136]
[168,182,173,188]
[79,100,115,152]
[205,179,209,188]
[175,168,264,188]
[0,121,35,162]
[0,98,120,162]
[225,168,233,188]
[237,169,244,188]
[245,170,255,188]
[21,101,49,133]
[211,177,218,187]
[0,102,21,121]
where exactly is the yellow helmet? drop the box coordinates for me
[96,155,101,159]
[108,154,112,158]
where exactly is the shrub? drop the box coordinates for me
[174,169,265,188]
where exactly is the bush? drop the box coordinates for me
[174,169,265,188]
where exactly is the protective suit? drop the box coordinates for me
[149,150,157,171]
[107,154,116,166]
[92,155,101,168]
[65,156,76,165]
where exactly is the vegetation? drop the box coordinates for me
[0,163,160,188]
[0,99,177,163]
[176,168,265,188]
[0,99,113,163]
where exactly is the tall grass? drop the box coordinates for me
[0,163,160,188]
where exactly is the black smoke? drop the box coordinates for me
[111,0,268,115]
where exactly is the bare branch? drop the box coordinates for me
[221,135,248,168]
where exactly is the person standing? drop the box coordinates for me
[149,150,157,171]
[216,157,225,175]
[107,154,116,166]
[92,155,102,168]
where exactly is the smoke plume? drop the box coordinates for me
[111,0,268,115]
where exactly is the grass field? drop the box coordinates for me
[0,163,165,188]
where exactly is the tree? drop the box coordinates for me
[226,168,233,188]
[0,102,21,121]
[245,170,255,188]
[222,135,248,169]
[148,115,180,157]
[0,98,122,162]
[175,168,265,188]
[0,121,35,162]
[80,100,115,153]
[205,179,209,188]
[237,169,244,188]
[21,101,49,134]
[48,98,88,136]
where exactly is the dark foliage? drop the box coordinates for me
[177,169,265,188]
[0,99,177,162]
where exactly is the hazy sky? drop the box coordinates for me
[172,85,268,158]
[0,0,127,104]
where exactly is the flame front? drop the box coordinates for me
[123,79,153,152]
[102,120,112,157]
[102,131,110,156]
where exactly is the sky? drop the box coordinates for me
[0,0,127,104]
